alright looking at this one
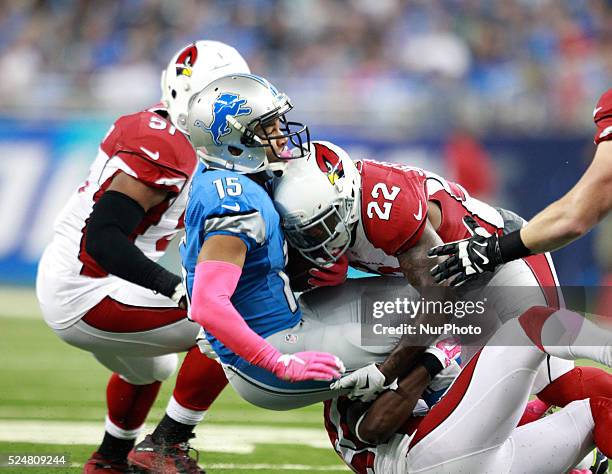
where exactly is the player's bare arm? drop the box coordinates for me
[521,140,612,253]
[107,171,169,211]
[378,216,452,382]
[397,214,446,288]
[347,365,431,445]
[85,170,185,303]
[197,234,248,267]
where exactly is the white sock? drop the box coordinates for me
[165,396,206,425]
[540,309,612,367]
[105,415,141,440]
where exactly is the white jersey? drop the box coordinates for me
[37,108,197,329]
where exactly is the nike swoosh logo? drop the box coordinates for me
[413,202,423,221]
[211,62,232,70]
[222,203,241,212]
[600,125,612,139]
[593,106,603,117]
[473,248,489,265]
[140,146,159,161]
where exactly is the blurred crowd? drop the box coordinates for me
[0,0,610,135]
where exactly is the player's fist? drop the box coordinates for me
[171,282,188,309]
[330,363,398,402]
[272,351,345,382]
[286,246,348,292]
[307,255,348,289]
[429,216,503,286]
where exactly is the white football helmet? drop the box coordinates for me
[187,73,310,174]
[161,41,250,133]
[273,141,361,264]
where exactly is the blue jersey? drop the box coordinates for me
[180,164,301,368]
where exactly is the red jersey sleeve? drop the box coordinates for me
[100,111,197,193]
[359,160,429,255]
[593,89,612,144]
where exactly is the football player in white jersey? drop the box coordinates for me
[274,141,612,416]
[36,41,249,474]
[323,306,612,473]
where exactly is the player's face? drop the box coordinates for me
[256,119,289,162]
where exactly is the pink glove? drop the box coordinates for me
[308,255,349,288]
[253,348,345,382]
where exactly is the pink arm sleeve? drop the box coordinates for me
[190,260,280,368]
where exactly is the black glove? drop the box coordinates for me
[428,216,504,286]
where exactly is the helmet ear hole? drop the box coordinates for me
[171,89,177,99]
[228,145,244,156]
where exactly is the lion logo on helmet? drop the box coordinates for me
[175,44,198,77]
[193,92,252,146]
[314,142,345,185]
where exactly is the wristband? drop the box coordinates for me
[420,352,445,380]
[498,230,533,263]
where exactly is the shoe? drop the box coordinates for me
[84,452,131,473]
[591,449,609,474]
[128,434,204,474]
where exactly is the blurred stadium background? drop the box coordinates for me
[0,0,610,472]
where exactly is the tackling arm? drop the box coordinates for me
[430,90,612,285]
[348,365,431,445]
[334,218,455,400]
[378,218,452,381]
[85,171,184,302]
[520,140,612,253]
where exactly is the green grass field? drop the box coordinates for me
[1,290,609,474]
[0,310,348,473]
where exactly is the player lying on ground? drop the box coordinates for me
[36,41,249,474]
[429,88,612,287]
[273,140,612,418]
[324,306,612,473]
[182,74,455,411]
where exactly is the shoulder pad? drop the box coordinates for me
[594,89,612,144]
[359,160,428,255]
[106,111,197,177]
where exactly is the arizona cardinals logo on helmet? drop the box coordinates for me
[314,142,344,185]
[175,44,198,77]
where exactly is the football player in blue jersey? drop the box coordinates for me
[180,73,410,410]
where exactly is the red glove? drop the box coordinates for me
[308,255,349,288]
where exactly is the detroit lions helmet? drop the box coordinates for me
[161,41,250,133]
[273,141,361,264]
[187,73,310,173]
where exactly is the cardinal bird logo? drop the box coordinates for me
[314,142,344,185]
[175,44,198,77]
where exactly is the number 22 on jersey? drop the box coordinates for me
[366,183,401,220]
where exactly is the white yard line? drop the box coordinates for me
[0,420,332,454]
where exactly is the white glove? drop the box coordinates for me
[330,363,397,402]
[171,282,187,309]
[195,327,219,360]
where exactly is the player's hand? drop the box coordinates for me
[171,282,188,309]
[308,255,349,289]
[272,351,346,382]
[330,363,398,402]
[428,216,504,286]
